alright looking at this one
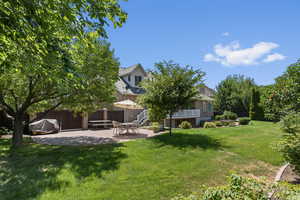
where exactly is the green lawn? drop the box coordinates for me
[0,121,283,200]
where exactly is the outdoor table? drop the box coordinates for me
[121,122,137,134]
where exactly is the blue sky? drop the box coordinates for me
[107,0,300,89]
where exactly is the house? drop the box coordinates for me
[115,64,215,127]
[114,64,147,122]
[34,64,214,130]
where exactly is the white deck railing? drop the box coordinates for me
[137,110,148,124]
[167,109,201,119]
[137,109,201,124]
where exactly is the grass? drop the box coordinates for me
[0,121,283,200]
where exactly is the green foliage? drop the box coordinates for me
[151,122,161,133]
[0,127,12,135]
[203,122,216,128]
[278,134,300,174]
[214,75,256,117]
[0,0,127,146]
[172,174,300,200]
[214,120,234,127]
[280,112,300,134]
[249,88,264,120]
[215,115,223,120]
[278,112,300,174]
[239,117,251,125]
[0,0,127,67]
[261,60,300,121]
[214,121,223,127]
[138,60,205,135]
[178,121,192,129]
[221,120,230,126]
[215,111,237,120]
[223,111,238,120]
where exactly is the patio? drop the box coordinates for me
[31,128,157,146]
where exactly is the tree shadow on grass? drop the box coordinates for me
[150,131,224,150]
[0,139,127,200]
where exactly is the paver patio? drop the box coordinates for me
[31,128,157,146]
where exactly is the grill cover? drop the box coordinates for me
[29,119,59,134]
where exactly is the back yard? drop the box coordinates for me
[0,121,283,200]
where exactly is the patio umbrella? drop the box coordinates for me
[113,99,143,110]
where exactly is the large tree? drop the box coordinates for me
[261,60,300,121]
[0,0,127,147]
[214,75,256,117]
[138,61,205,135]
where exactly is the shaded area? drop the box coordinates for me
[32,136,115,146]
[0,139,127,200]
[150,131,223,150]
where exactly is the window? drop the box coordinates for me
[128,75,131,82]
[135,76,142,86]
[208,103,213,113]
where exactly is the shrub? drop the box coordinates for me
[151,122,160,133]
[215,115,223,120]
[228,121,237,127]
[203,122,216,128]
[278,134,300,174]
[221,120,230,126]
[0,127,12,136]
[178,121,192,129]
[172,174,300,200]
[280,112,300,134]
[223,111,238,120]
[239,117,251,125]
[278,112,300,174]
[214,121,223,127]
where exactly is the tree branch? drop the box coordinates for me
[29,101,62,123]
[0,93,15,117]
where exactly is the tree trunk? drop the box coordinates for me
[12,114,24,147]
[169,112,172,136]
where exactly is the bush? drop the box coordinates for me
[221,120,230,126]
[214,121,223,127]
[223,111,238,120]
[0,127,12,136]
[239,117,251,125]
[172,174,300,200]
[278,112,300,174]
[280,112,300,134]
[203,122,216,128]
[151,122,160,133]
[178,121,192,129]
[215,115,223,120]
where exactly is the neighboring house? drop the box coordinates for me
[115,64,215,127]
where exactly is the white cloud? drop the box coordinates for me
[204,41,285,66]
[263,53,286,63]
[222,32,230,36]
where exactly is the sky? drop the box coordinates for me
[106,0,300,89]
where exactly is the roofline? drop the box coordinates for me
[120,64,147,77]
